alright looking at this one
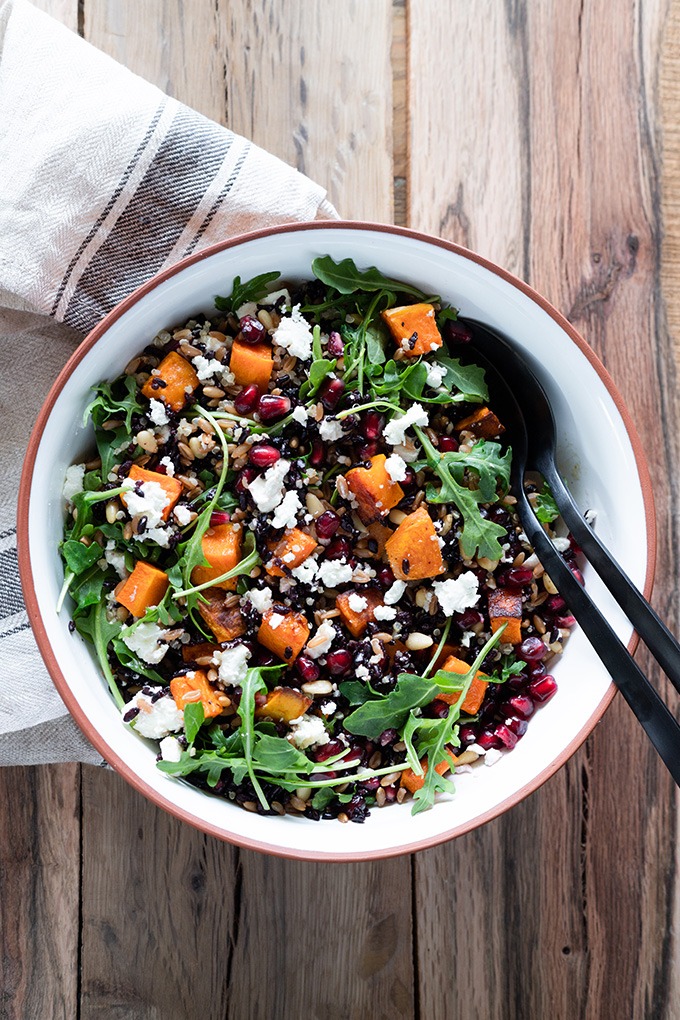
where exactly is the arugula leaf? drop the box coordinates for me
[437,355,488,402]
[312,256,429,299]
[172,529,261,601]
[110,637,166,685]
[84,376,144,478]
[184,702,205,745]
[236,668,270,810]
[437,307,459,325]
[410,717,458,815]
[61,539,103,576]
[311,786,338,811]
[252,733,315,774]
[214,271,281,313]
[68,566,106,616]
[299,325,337,401]
[75,603,124,709]
[338,680,376,706]
[534,482,560,523]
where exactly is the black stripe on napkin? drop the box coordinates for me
[0,546,25,621]
[181,142,251,258]
[51,99,167,318]
[63,107,234,333]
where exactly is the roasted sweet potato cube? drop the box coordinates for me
[258,608,310,662]
[335,587,385,638]
[266,527,318,577]
[191,523,242,591]
[366,521,393,558]
[488,587,523,645]
[345,454,404,524]
[436,654,490,715]
[141,350,199,412]
[182,641,221,665]
[196,588,247,642]
[122,464,183,520]
[400,753,457,793]
[255,687,312,723]
[229,339,273,391]
[116,561,169,617]
[381,303,443,357]
[385,505,445,581]
[454,406,505,438]
[170,669,222,718]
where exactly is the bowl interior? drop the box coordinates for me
[22,224,651,859]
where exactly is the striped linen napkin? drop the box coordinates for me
[0,0,337,764]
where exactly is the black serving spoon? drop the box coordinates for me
[459,319,680,784]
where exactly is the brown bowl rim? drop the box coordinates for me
[17,221,656,861]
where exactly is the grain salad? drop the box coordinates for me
[59,257,578,822]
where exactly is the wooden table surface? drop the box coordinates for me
[3,2,679,1018]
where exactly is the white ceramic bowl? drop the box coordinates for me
[18,223,654,860]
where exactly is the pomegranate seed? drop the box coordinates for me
[326,649,352,676]
[320,378,345,410]
[248,444,281,468]
[528,674,558,703]
[494,723,518,749]
[315,510,340,540]
[359,776,381,792]
[444,319,474,344]
[313,739,345,762]
[504,716,529,738]
[383,785,397,802]
[295,655,320,683]
[556,615,577,629]
[476,729,502,751]
[379,728,399,746]
[506,672,528,691]
[546,595,566,614]
[238,314,267,344]
[328,331,344,357]
[361,411,384,440]
[210,511,231,526]
[377,566,395,588]
[518,636,547,663]
[357,440,379,461]
[571,566,585,586]
[427,699,450,719]
[309,439,325,466]
[497,567,534,588]
[254,651,276,668]
[502,694,535,719]
[401,467,417,489]
[456,608,483,629]
[529,662,547,679]
[258,394,291,421]
[458,725,477,747]
[235,466,257,495]
[438,435,459,452]
[325,537,352,560]
[234,383,261,414]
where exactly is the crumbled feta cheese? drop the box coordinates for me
[159,456,175,477]
[584,508,597,526]
[460,630,476,648]
[173,505,193,526]
[373,604,397,621]
[159,735,183,762]
[320,701,337,716]
[392,441,419,463]
[306,620,337,659]
[318,559,353,588]
[121,621,172,664]
[384,580,407,605]
[288,713,330,749]
[272,304,314,360]
[433,571,480,616]
[467,743,487,756]
[383,403,429,446]
[552,536,571,553]
[192,355,221,381]
[484,748,503,767]
[247,459,291,513]
[260,287,291,308]
[122,479,172,548]
[355,664,370,679]
[148,399,169,426]
[247,587,274,613]
[125,689,184,739]
[104,541,127,579]
[425,362,447,389]
[177,419,194,438]
[384,452,408,482]
[319,417,344,441]
[63,463,86,502]
[291,405,308,425]
[235,301,258,318]
[291,558,319,584]
[268,612,285,630]
[213,644,251,687]
[270,489,302,530]
[347,593,368,613]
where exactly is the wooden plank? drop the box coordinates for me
[409,2,679,1018]
[30,0,78,31]
[0,765,80,1020]
[79,3,413,1019]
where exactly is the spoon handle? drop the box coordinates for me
[538,459,680,696]
[517,492,680,785]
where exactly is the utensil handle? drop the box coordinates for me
[539,461,680,696]
[518,493,680,785]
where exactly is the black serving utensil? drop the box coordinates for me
[460,319,680,784]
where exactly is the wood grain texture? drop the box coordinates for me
[409,2,678,1018]
[30,0,78,31]
[0,766,80,1020]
